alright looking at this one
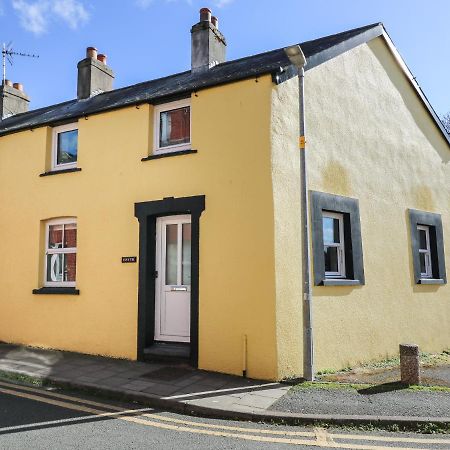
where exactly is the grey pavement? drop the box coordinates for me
[0,343,288,415]
[271,384,450,417]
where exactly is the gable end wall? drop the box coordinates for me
[305,37,450,371]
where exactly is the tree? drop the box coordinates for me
[441,112,450,134]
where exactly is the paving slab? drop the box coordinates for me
[142,383,180,396]
[234,393,278,409]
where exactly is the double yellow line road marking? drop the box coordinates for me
[0,380,449,449]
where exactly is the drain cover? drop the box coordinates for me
[140,367,193,381]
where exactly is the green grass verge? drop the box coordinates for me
[293,381,450,393]
[0,370,45,387]
[318,421,450,435]
[317,350,450,376]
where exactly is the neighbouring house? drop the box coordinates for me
[0,9,448,381]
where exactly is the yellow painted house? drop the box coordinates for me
[0,10,448,381]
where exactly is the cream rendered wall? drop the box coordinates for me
[304,37,450,371]
[0,75,279,380]
[271,77,304,380]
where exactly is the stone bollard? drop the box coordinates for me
[399,344,420,385]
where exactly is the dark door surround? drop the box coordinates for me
[134,195,205,367]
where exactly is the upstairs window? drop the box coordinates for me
[52,123,78,170]
[323,212,346,278]
[44,219,77,287]
[154,99,191,153]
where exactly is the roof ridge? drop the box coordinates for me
[300,22,382,48]
[210,22,383,71]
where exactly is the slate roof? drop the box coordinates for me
[0,23,386,137]
[5,21,448,145]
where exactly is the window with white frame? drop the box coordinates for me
[409,209,446,284]
[52,123,78,170]
[44,219,77,287]
[417,225,433,278]
[323,212,346,278]
[154,99,191,153]
[311,192,365,286]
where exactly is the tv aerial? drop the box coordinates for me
[2,42,39,85]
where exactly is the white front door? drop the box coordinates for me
[155,215,191,343]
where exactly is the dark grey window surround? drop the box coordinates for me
[134,195,205,367]
[409,209,447,285]
[311,191,365,286]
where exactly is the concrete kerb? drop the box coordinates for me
[0,368,449,431]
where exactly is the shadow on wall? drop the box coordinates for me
[321,161,351,196]
[413,185,436,212]
[369,40,450,165]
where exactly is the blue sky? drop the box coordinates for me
[1,0,450,115]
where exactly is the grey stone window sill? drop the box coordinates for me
[141,149,197,161]
[418,278,446,285]
[39,167,81,177]
[322,279,361,286]
[32,287,80,295]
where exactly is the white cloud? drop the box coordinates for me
[12,0,89,35]
[213,0,233,7]
[52,0,89,29]
[12,0,48,34]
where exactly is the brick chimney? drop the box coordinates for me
[77,47,115,100]
[191,8,226,72]
[0,80,30,119]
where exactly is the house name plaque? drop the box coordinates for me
[122,257,137,263]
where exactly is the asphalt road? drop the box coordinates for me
[0,379,448,449]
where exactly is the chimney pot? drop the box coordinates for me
[211,16,218,28]
[97,54,107,64]
[200,7,212,22]
[86,46,98,59]
[13,82,24,92]
[4,80,13,87]
[78,47,114,99]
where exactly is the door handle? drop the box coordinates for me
[171,287,188,291]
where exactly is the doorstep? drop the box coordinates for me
[143,342,190,363]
